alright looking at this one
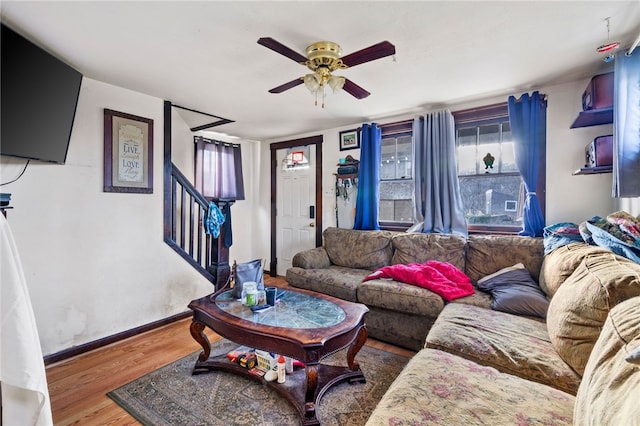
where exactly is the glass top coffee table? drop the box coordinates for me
[188,287,369,426]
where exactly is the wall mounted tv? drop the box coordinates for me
[1,23,83,164]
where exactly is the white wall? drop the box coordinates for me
[256,78,638,257]
[0,77,258,356]
[544,80,617,222]
[2,75,637,357]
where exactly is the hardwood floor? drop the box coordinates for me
[46,276,415,425]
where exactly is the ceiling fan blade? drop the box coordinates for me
[258,37,308,64]
[341,41,396,68]
[268,78,304,94]
[342,79,371,99]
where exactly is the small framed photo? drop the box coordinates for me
[103,109,153,193]
[339,129,360,151]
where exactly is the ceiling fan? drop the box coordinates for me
[257,37,396,107]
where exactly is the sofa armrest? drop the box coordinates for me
[292,247,331,269]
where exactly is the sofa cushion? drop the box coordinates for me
[285,265,368,302]
[476,263,549,318]
[365,348,574,426]
[465,235,544,283]
[357,279,445,317]
[538,242,611,298]
[291,246,331,269]
[391,233,466,270]
[426,303,581,395]
[546,251,640,376]
[322,227,393,270]
[574,296,640,425]
[365,307,436,351]
[449,289,493,308]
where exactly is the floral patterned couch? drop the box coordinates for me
[286,227,543,350]
[367,243,640,425]
[287,228,640,424]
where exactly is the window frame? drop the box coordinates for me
[453,102,546,235]
[378,120,414,231]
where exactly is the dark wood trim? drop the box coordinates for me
[163,101,173,241]
[43,311,192,365]
[269,135,323,276]
[270,148,277,274]
[315,140,323,248]
[171,104,235,131]
[380,119,413,136]
[379,221,411,232]
[452,102,509,125]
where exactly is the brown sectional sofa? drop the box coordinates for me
[286,227,640,424]
[286,227,541,350]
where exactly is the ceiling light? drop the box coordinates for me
[300,41,350,108]
[303,73,320,92]
[303,65,346,108]
[328,75,345,93]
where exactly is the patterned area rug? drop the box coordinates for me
[107,339,409,425]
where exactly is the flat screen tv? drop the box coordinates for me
[1,23,83,164]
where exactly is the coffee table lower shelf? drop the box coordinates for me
[193,355,366,425]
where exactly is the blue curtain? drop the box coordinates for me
[413,110,468,237]
[613,50,640,197]
[354,123,381,230]
[508,91,546,237]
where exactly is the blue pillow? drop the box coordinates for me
[477,263,549,319]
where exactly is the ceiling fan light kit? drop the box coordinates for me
[258,37,395,108]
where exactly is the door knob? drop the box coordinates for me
[309,222,315,227]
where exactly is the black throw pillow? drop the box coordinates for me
[476,263,550,318]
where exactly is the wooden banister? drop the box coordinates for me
[164,162,217,285]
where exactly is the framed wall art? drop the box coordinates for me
[339,128,360,151]
[103,109,153,193]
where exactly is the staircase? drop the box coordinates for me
[162,101,232,291]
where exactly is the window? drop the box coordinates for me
[379,121,414,227]
[194,136,245,201]
[454,102,545,233]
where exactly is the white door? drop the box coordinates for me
[276,146,316,276]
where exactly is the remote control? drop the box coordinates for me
[250,304,272,312]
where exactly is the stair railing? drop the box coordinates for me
[164,162,216,282]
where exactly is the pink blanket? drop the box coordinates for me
[363,261,474,301]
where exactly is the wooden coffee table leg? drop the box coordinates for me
[347,324,368,372]
[189,320,211,362]
[304,364,319,424]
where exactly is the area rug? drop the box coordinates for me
[107,339,410,425]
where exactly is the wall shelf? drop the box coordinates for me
[572,166,612,175]
[570,108,613,128]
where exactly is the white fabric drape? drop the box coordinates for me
[1,214,53,426]
[613,50,640,197]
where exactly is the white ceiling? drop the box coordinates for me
[2,1,639,142]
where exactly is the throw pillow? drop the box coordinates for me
[477,263,549,318]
